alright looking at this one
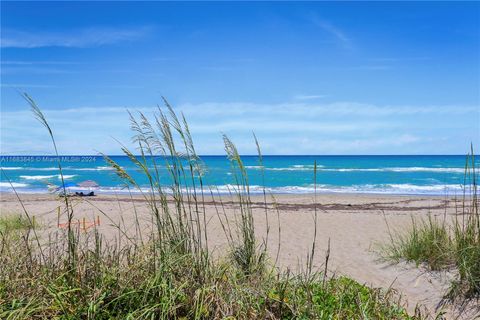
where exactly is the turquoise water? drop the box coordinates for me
[0,155,477,195]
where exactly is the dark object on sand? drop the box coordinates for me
[76,180,98,197]
[75,191,95,197]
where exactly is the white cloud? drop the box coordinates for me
[1,26,152,48]
[294,94,328,100]
[1,101,478,155]
[310,15,352,49]
[176,101,478,117]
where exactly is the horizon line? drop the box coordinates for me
[0,154,471,157]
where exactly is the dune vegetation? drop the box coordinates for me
[383,150,479,300]
[0,95,426,319]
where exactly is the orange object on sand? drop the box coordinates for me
[57,215,101,232]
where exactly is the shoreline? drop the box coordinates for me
[0,190,466,198]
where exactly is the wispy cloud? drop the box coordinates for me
[176,101,479,118]
[294,94,328,100]
[1,66,139,76]
[309,15,352,49]
[1,66,78,75]
[1,101,477,155]
[1,26,152,48]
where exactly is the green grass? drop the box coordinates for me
[0,94,424,319]
[0,214,37,234]
[382,151,480,300]
[0,236,418,319]
[383,215,453,271]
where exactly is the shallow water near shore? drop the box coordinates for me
[1,155,477,195]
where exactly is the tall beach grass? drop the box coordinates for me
[0,95,423,319]
[383,148,479,300]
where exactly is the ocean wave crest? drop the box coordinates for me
[0,167,25,170]
[1,182,466,195]
[20,174,76,180]
[321,167,466,173]
[92,183,465,195]
[243,165,465,173]
[74,166,115,171]
[0,182,29,188]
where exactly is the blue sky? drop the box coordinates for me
[1,1,479,155]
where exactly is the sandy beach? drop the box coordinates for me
[1,192,477,319]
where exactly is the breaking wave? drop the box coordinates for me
[1,182,466,195]
[0,182,29,188]
[244,166,465,173]
[19,175,76,180]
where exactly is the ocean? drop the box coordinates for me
[0,155,477,195]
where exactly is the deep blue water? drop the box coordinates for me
[0,155,477,195]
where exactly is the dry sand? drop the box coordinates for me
[1,192,478,319]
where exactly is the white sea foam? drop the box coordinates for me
[245,164,324,171]
[20,175,56,180]
[74,166,115,171]
[268,168,309,171]
[0,167,24,170]
[83,183,464,196]
[292,164,324,168]
[320,167,466,173]
[3,183,465,195]
[20,174,76,180]
[387,167,466,173]
[0,182,29,188]
[244,165,464,173]
[265,167,316,171]
[314,184,464,195]
[245,165,264,169]
[213,183,464,195]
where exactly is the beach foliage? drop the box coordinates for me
[384,215,453,271]
[0,95,423,319]
[0,214,36,234]
[383,149,480,299]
